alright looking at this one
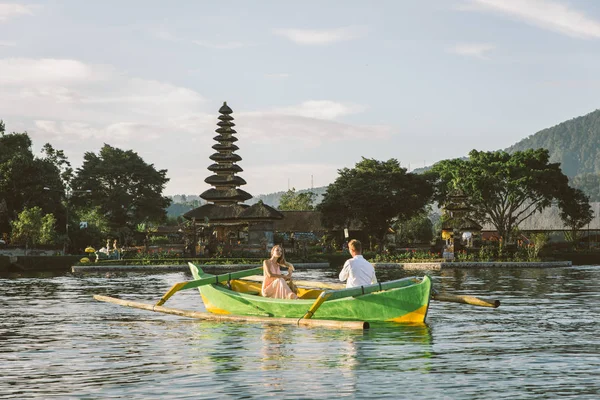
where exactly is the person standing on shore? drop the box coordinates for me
[339,239,377,288]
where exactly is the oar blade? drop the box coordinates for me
[432,292,500,308]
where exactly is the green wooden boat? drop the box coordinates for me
[189,263,432,323]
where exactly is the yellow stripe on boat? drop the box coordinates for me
[201,294,231,315]
[387,304,429,323]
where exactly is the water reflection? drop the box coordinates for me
[1,266,599,399]
[259,324,295,372]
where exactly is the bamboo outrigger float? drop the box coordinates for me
[94,262,500,330]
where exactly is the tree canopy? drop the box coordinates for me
[393,212,434,245]
[429,149,590,242]
[278,188,316,211]
[0,126,66,237]
[317,158,433,246]
[558,186,594,243]
[70,144,171,238]
[10,206,58,254]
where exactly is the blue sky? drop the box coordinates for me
[2,0,600,197]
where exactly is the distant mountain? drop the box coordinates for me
[166,195,204,218]
[166,187,329,217]
[246,186,328,208]
[506,109,600,178]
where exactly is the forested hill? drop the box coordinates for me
[246,186,328,208]
[168,187,329,217]
[505,109,600,177]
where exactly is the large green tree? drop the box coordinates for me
[558,186,594,244]
[394,212,434,245]
[10,206,58,254]
[278,188,316,211]
[429,149,588,243]
[317,158,434,247]
[0,123,67,236]
[70,144,171,239]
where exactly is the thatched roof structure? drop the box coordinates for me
[183,204,249,222]
[273,211,324,232]
[239,201,283,220]
[183,202,283,224]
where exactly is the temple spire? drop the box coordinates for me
[200,102,252,205]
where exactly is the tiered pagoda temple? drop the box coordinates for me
[183,102,283,253]
[201,102,252,206]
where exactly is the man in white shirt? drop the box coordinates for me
[339,239,377,288]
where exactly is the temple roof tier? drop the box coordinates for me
[204,175,247,186]
[212,144,239,151]
[207,163,243,173]
[215,127,237,134]
[213,135,238,142]
[217,121,236,128]
[200,188,252,202]
[219,103,233,114]
[209,153,242,162]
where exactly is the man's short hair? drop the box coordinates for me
[348,239,362,253]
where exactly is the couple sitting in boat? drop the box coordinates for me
[261,239,377,300]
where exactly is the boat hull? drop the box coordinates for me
[190,264,432,323]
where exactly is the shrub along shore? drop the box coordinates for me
[2,249,597,276]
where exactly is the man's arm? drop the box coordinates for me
[371,263,377,284]
[339,260,351,282]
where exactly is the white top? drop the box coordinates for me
[339,254,377,288]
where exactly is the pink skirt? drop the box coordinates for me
[261,277,298,299]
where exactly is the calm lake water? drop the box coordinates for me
[1,265,599,399]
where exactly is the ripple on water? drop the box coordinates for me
[1,267,599,399]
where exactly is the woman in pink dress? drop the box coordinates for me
[261,245,298,299]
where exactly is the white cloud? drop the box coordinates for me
[0,58,207,142]
[0,57,392,195]
[273,26,366,45]
[0,40,16,46]
[237,113,391,148]
[447,43,494,58]
[234,100,385,147]
[271,100,366,120]
[0,3,36,22]
[0,58,99,85]
[462,0,600,39]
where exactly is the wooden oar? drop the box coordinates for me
[245,275,500,309]
[155,266,263,306]
[431,289,500,308]
[302,277,419,319]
